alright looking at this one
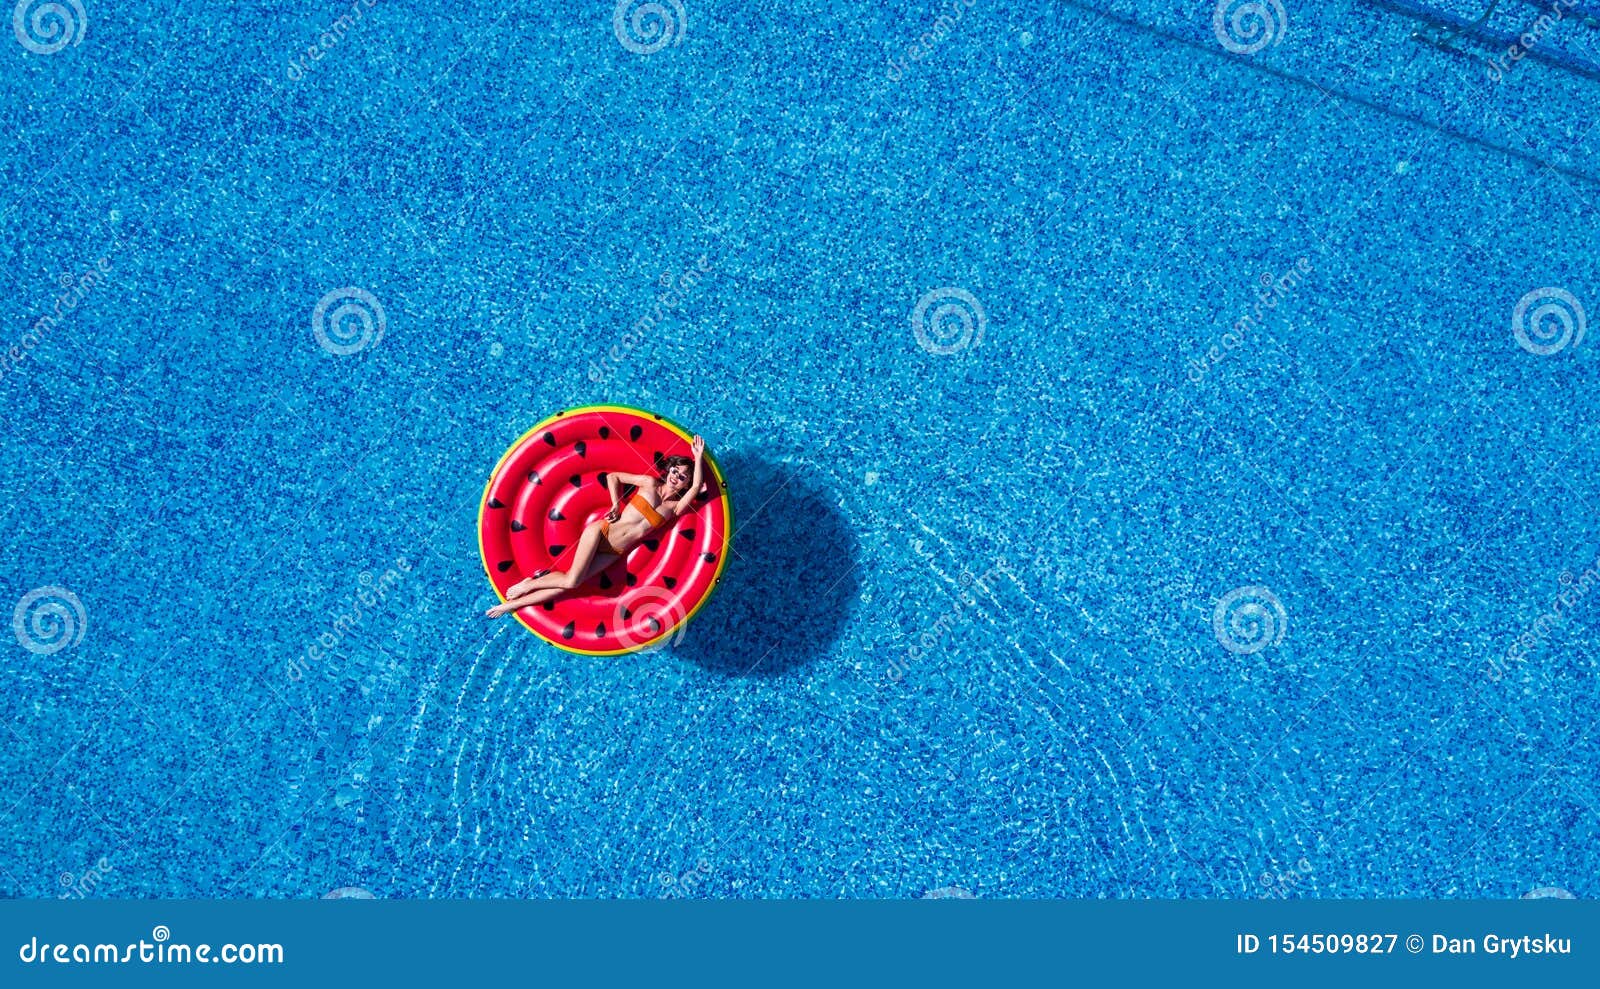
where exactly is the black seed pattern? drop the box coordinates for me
[542,602,554,611]
[678,529,696,540]
[625,573,637,586]
[575,441,587,458]
[599,426,611,439]
[663,576,677,589]
[643,538,659,552]
[510,519,526,532]
[622,607,633,620]
[543,431,556,446]
[561,622,575,639]
[528,470,541,485]
[488,497,506,509]
[497,560,514,572]
[702,552,717,563]
[548,509,564,521]
[629,425,643,441]
[594,623,606,637]
[549,544,566,556]
[597,471,609,488]
[568,473,582,488]
[598,573,613,590]
[646,616,662,632]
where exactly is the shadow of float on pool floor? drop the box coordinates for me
[674,453,857,677]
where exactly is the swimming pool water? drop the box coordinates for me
[3,0,1598,898]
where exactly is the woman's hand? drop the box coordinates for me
[691,434,705,459]
[604,503,621,522]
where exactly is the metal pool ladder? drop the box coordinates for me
[1362,0,1600,81]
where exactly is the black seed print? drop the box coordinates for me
[622,607,633,620]
[561,622,575,639]
[510,520,527,532]
[528,470,541,485]
[629,425,643,441]
[646,616,662,632]
[678,529,696,540]
[702,552,716,563]
[568,474,582,488]
[595,623,606,637]
[548,509,564,521]
[597,471,609,487]
[663,576,677,589]
[643,538,659,552]
[497,560,514,572]
[543,432,556,446]
[549,544,566,556]
[488,497,506,509]
[599,573,613,590]
[599,426,611,439]
[625,573,637,586]
[575,441,587,458]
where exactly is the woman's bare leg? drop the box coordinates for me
[506,523,610,596]
[486,538,619,619]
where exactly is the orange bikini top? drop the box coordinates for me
[629,491,666,528]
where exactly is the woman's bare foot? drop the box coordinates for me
[485,601,518,619]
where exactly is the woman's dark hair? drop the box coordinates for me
[654,453,693,478]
